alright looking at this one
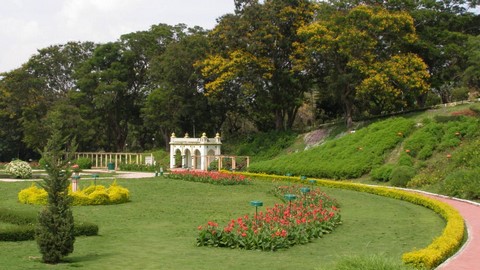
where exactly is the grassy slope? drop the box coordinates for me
[248,118,416,179]
[0,178,443,269]
[243,103,480,196]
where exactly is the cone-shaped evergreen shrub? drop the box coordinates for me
[35,128,76,264]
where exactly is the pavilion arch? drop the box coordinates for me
[173,148,182,168]
[169,132,222,170]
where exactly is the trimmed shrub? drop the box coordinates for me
[5,160,32,179]
[18,182,130,206]
[370,164,395,182]
[390,166,416,187]
[119,163,156,172]
[107,183,130,204]
[441,169,480,200]
[73,222,99,236]
[18,184,47,205]
[88,190,110,205]
[73,157,92,169]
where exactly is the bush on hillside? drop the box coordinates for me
[390,166,416,187]
[469,104,480,115]
[234,131,298,162]
[403,123,442,159]
[450,139,480,169]
[441,169,480,200]
[398,153,414,166]
[370,164,395,182]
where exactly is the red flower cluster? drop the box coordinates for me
[169,170,250,185]
[196,186,341,251]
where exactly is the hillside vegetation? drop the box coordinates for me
[243,103,480,200]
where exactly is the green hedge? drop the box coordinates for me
[0,208,98,241]
[248,118,415,179]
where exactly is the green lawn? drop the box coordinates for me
[0,177,444,270]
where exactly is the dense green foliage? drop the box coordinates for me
[390,166,416,187]
[249,118,414,178]
[441,169,480,199]
[73,157,92,169]
[370,164,395,182]
[227,131,298,162]
[1,0,478,161]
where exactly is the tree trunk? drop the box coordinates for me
[275,109,284,131]
[342,88,354,129]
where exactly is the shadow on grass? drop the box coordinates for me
[63,251,115,265]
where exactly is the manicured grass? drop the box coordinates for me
[0,177,444,269]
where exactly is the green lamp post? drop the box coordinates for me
[92,173,99,186]
[284,194,297,209]
[300,187,310,206]
[250,200,263,217]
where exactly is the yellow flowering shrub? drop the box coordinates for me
[236,172,465,269]
[18,184,47,205]
[18,181,130,206]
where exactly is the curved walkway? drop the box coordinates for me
[412,191,480,270]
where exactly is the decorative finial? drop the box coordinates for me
[184,133,189,138]
[202,132,207,138]
[215,133,220,138]
[171,132,176,138]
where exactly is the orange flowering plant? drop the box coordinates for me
[196,186,341,251]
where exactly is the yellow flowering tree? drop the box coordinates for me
[198,0,316,131]
[296,5,430,127]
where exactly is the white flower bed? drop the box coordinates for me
[6,160,32,179]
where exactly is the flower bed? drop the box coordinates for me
[18,181,130,206]
[237,172,464,269]
[168,170,251,185]
[196,185,341,251]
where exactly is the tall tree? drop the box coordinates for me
[200,0,316,131]
[74,24,183,151]
[144,27,216,148]
[0,68,47,159]
[327,0,480,104]
[462,35,480,93]
[296,5,429,127]
[0,42,96,160]
[35,126,76,264]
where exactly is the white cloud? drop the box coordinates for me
[0,0,234,73]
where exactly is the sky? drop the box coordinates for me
[0,0,236,73]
